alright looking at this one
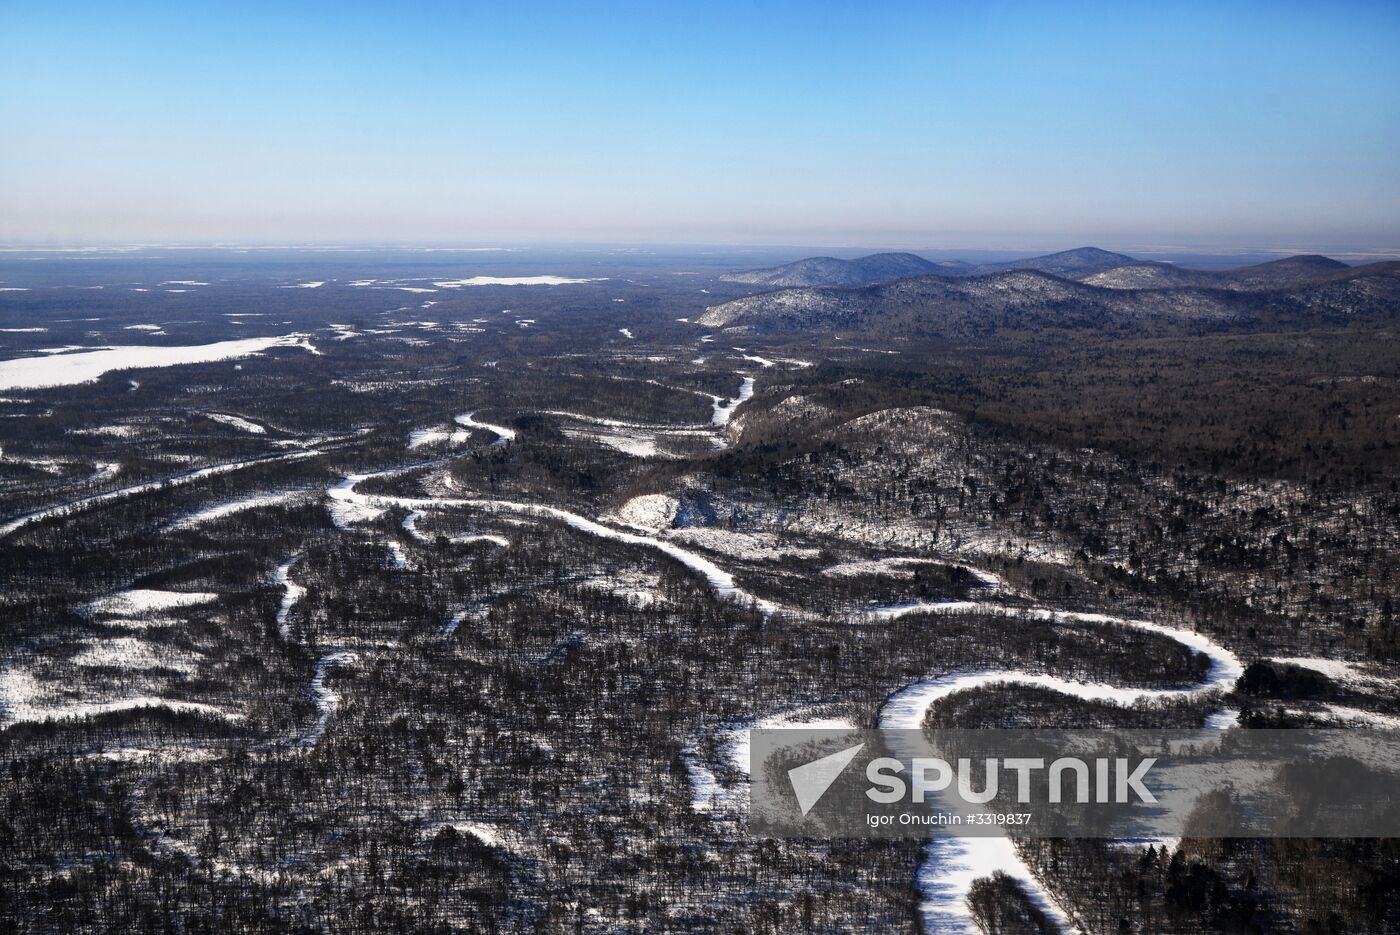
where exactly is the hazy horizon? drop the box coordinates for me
[2,241,1397,266]
[3,1,1398,248]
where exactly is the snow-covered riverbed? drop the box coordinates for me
[873,604,1242,933]
[710,376,755,426]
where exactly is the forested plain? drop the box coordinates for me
[1,249,1398,932]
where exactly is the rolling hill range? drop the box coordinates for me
[720,247,1135,288]
[1081,254,1358,291]
[719,246,1394,297]
[970,246,1138,277]
[698,262,1400,335]
[719,252,971,287]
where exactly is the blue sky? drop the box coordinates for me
[2,1,1398,250]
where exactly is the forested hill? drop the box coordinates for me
[719,252,969,287]
[698,261,1400,335]
[719,246,1138,288]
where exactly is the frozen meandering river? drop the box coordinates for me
[872,603,1242,933]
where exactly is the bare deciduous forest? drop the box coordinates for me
[2,246,1398,932]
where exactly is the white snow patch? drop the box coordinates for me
[300,651,357,747]
[385,540,409,569]
[407,426,455,449]
[85,589,219,618]
[432,276,604,287]
[454,411,516,445]
[710,376,755,426]
[0,334,316,390]
[167,491,306,530]
[72,637,197,674]
[273,555,306,641]
[206,412,266,434]
[615,494,678,530]
[1272,657,1397,687]
[0,668,237,727]
[823,557,1003,590]
[72,423,138,438]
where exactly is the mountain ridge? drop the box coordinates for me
[698,261,1400,334]
[1082,254,1355,292]
[720,247,1372,293]
[720,252,969,288]
[721,246,1140,288]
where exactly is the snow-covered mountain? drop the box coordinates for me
[1082,254,1354,291]
[720,252,970,287]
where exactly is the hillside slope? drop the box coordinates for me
[1083,254,1354,291]
[720,252,968,288]
[698,264,1400,334]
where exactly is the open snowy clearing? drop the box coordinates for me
[1271,656,1398,688]
[0,668,240,728]
[72,637,198,674]
[84,589,220,618]
[431,276,605,287]
[206,412,267,434]
[0,334,316,390]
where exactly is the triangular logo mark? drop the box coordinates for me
[788,742,865,816]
